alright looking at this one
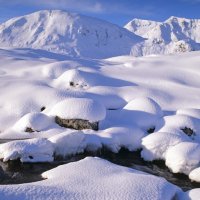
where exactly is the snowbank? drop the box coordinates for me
[157,114,200,141]
[49,130,86,156]
[141,132,190,161]
[0,138,54,162]
[0,157,180,200]
[98,126,145,152]
[165,142,200,174]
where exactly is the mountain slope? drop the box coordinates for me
[0,10,143,59]
[125,17,200,56]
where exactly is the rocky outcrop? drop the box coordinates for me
[55,116,98,130]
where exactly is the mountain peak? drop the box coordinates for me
[165,16,187,23]
[0,10,143,59]
[125,16,200,56]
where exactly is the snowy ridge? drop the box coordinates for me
[0,10,143,58]
[125,16,200,56]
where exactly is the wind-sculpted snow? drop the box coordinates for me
[125,16,200,56]
[0,157,180,200]
[0,10,143,59]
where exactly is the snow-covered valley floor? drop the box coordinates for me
[1,48,200,199]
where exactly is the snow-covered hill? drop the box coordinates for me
[125,16,200,56]
[0,10,143,59]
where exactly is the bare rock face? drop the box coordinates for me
[55,116,98,131]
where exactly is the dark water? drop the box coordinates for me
[0,144,200,191]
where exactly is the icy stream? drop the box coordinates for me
[0,140,199,191]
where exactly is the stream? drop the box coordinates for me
[0,140,200,191]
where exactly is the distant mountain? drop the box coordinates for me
[125,16,200,56]
[0,10,143,59]
[0,11,199,58]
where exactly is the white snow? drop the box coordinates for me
[189,167,200,182]
[0,138,54,162]
[54,68,94,89]
[178,189,200,200]
[12,112,54,132]
[48,126,144,157]
[165,142,200,174]
[176,108,200,119]
[98,126,145,152]
[0,157,180,200]
[0,10,200,197]
[49,130,86,156]
[123,97,163,117]
[157,114,200,141]
[0,10,143,59]
[125,16,200,56]
[141,132,190,161]
[49,98,106,122]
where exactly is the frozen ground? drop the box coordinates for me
[0,47,200,199]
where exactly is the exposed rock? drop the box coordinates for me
[25,127,34,133]
[40,106,46,112]
[147,127,155,134]
[55,116,98,130]
[181,127,195,137]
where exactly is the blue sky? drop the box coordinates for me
[0,0,200,26]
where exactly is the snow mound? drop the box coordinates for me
[157,114,200,141]
[165,142,200,174]
[49,130,86,156]
[99,126,145,152]
[141,132,190,161]
[120,97,163,131]
[12,112,53,132]
[49,98,106,122]
[0,157,180,200]
[0,138,54,162]
[42,60,81,79]
[189,167,200,182]
[0,10,143,58]
[123,97,163,117]
[54,69,95,89]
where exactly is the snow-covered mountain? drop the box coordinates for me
[0,11,200,58]
[125,16,200,56]
[0,10,143,59]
